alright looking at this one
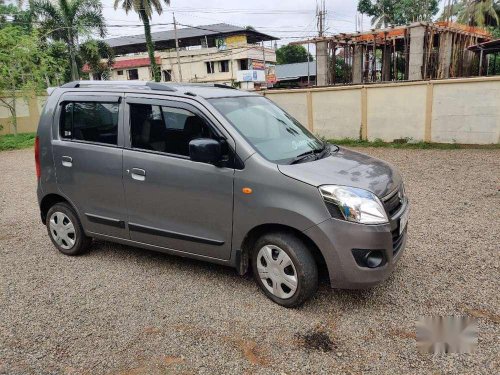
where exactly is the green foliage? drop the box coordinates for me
[328,138,499,149]
[78,39,115,79]
[0,3,33,32]
[441,1,499,27]
[276,44,313,65]
[31,0,107,80]
[358,0,439,27]
[0,133,36,151]
[458,0,499,27]
[46,41,72,83]
[114,0,171,82]
[488,25,500,37]
[0,26,65,134]
[331,57,352,84]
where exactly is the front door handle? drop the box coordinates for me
[62,156,72,167]
[130,168,146,181]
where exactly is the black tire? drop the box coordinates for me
[251,231,318,308]
[46,202,91,256]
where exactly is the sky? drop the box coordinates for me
[101,0,375,47]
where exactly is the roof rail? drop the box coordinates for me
[59,81,238,92]
[213,83,237,90]
[145,82,177,92]
[60,81,177,92]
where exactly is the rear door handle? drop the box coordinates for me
[62,156,72,167]
[130,168,146,181]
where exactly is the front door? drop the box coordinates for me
[122,97,235,260]
[52,93,128,238]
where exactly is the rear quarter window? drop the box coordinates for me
[60,101,119,146]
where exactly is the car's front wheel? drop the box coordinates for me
[46,202,91,256]
[251,231,318,307]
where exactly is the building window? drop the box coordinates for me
[205,61,215,74]
[127,69,139,80]
[117,70,124,76]
[239,59,249,70]
[163,70,172,82]
[219,60,230,73]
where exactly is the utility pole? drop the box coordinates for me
[307,43,311,86]
[317,0,326,37]
[316,0,328,86]
[173,13,183,82]
[262,41,267,87]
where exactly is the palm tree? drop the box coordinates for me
[31,0,106,81]
[459,0,499,26]
[114,0,170,82]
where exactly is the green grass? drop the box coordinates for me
[328,138,500,150]
[0,133,36,151]
[1,133,497,152]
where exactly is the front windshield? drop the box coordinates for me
[209,96,324,164]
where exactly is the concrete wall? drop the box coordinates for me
[0,96,47,135]
[2,77,499,145]
[264,76,500,144]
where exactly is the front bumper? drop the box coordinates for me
[304,199,409,289]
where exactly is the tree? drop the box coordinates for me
[31,0,106,81]
[358,0,396,27]
[358,0,439,27]
[0,2,33,32]
[0,26,64,135]
[78,39,115,79]
[276,44,313,65]
[454,0,499,27]
[114,0,170,82]
[395,0,440,23]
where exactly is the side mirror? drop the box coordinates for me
[189,138,222,164]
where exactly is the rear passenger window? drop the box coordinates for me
[60,102,119,145]
[130,103,214,156]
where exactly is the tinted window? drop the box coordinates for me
[61,102,119,145]
[129,103,214,156]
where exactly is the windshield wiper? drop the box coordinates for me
[289,147,324,164]
[289,151,315,164]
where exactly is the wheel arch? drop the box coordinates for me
[40,193,78,224]
[238,223,330,283]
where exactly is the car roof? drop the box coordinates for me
[57,81,259,99]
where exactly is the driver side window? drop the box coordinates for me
[129,103,214,157]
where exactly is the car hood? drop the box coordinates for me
[278,147,402,198]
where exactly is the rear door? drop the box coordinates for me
[122,96,235,260]
[51,93,128,238]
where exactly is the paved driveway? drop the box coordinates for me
[0,148,498,374]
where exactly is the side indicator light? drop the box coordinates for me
[242,187,253,194]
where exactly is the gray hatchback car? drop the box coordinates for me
[36,81,409,307]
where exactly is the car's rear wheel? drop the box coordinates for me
[46,203,91,256]
[251,231,318,307]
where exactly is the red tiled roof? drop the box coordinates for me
[82,57,161,72]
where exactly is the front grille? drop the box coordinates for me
[383,185,404,217]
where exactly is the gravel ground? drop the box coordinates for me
[0,147,498,375]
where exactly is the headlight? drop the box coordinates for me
[319,185,388,224]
